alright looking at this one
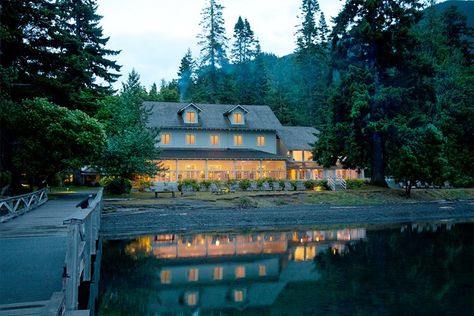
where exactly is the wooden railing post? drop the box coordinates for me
[63,188,103,313]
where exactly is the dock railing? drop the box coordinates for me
[63,188,103,313]
[0,188,48,222]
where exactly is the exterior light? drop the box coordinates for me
[215,239,220,246]
[187,242,191,247]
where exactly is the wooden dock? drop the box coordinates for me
[0,189,101,316]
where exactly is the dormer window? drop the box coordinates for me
[178,103,202,125]
[224,105,249,126]
[186,111,196,123]
[233,113,243,124]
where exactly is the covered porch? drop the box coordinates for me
[153,149,287,182]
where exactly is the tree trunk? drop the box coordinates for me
[371,131,386,186]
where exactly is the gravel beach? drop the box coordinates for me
[101,200,474,239]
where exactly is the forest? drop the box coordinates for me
[0,0,473,194]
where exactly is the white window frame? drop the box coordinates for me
[186,134,195,145]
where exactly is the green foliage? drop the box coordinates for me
[178,179,200,191]
[0,171,12,188]
[345,179,368,190]
[100,176,132,195]
[96,71,160,179]
[238,179,252,190]
[237,196,258,209]
[200,180,213,189]
[10,98,105,184]
[304,180,316,190]
[132,179,153,191]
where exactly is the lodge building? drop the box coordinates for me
[146,102,362,182]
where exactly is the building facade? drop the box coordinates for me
[146,102,362,182]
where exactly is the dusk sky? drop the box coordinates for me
[96,0,345,89]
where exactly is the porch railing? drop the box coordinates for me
[0,188,48,222]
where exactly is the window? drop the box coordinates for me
[186,111,196,123]
[233,289,244,302]
[186,292,198,306]
[210,135,219,145]
[304,151,313,161]
[188,268,199,281]
[234,135,243,146]
[186,134,195,145]
[233,113,243,124]
[257,136,265,146]
[292,151,303,161]
[161,133,170,145]
[235,266,245,279]
[258,265,267,277]
[160,270,172,284]
[213,266,223,280]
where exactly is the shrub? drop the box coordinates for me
[346,179,368,189]
[100,176,132,195]
[200,180,212,190]
[239,179,251,190]
[237,196,258,208]
[304,180,316,190]
[316,179,330,190]
[178,179,199,191]
[132,179,152,191]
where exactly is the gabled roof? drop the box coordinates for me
[145,102,282,131]
[223,105,249,116]
[177,103,203,114]
[277,126,320,150]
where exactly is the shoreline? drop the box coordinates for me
[100,200,474,239]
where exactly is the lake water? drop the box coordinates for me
[98,222,473,315]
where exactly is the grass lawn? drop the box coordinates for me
[103,187,474,208]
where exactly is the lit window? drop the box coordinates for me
[233,113,243,124]
[304,151,313,161]
[186,134,195,145]
[234,135,242,146]
[161,133,171,145]
[210,135,219,145]
[257,136,265,146]
[213,266,223,280]
[160,270,171,284]
[186,292,198,306]
[293,151,303,161]
[235,266,245,279]
[258,265,266,277]
[186,111,196,123]
[234,289,244,302]
[188,268,199,281]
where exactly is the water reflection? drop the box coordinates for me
[99,222,473,316]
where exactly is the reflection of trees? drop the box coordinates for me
[277,224,473,315]
[98,240,160,316]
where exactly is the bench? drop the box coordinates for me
[152,182,178,198]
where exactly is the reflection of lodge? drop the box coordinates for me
[126,228,366,314]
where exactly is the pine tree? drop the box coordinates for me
[196,0,228,102]
[232,17,259,64]
[148,83,160,101]
[317,0,426,186]
[53,0,121,114]
[296,0,320,52]
[177,49,195,102]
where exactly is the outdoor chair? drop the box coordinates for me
[180,185,196,196]
[284,182,293,191]
[247,182,258,191]
[272,181,282,191]
[295,181,305,191]
[262,182,272,191]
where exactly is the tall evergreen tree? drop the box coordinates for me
[197,0,228,71]
[231,17,259,64]
[177,49,195,102]
[294,0,329,126]
[316,0,426,186]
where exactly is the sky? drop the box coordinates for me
[96,0,345,89]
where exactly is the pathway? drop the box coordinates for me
[0,189,98,314]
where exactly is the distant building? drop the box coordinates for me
[145,102,363,182]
